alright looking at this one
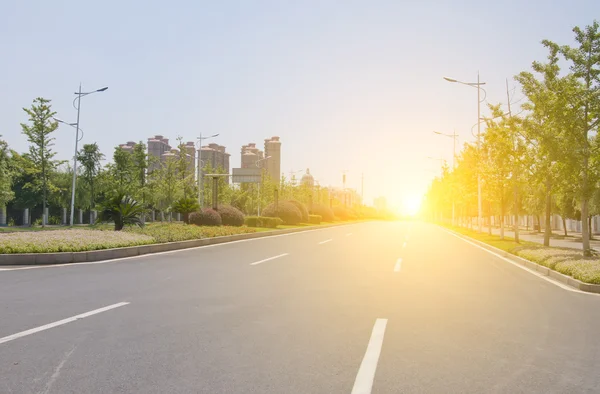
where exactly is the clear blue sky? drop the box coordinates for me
[2,0,598,212]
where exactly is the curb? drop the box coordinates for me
[443,227,600,294]
[0,222,359,266]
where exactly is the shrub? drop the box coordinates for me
[49,215,62,225]
[217,205,245,226]
[310,204,334,222]
[96,194,145,231]
[262,201,302,225]
[333,206,357,221]
[189,208,222,226]
[244,216,283,228]
[286,199,309,223]
[309,214,322,224]
[173,197,200,224]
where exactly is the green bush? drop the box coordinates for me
[262,201,302,225]
[244,216,283,228]
[49,215,62,225]
[333,205,357,221]
[173,197,200,224]
[286,199,309,223]
[96,194,145,231]
[309,214,322,224]
[310,204,335,222]
[189,208,222,226]
[217,205,245,226]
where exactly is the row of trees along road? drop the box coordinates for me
[1,101,355,226]
[423,20,600,256]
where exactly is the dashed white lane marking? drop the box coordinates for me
[0,302,130,345]
[402,242,407,248]
[394,258,402,272]
[351,318,388,394]
[250,253,289,266]
[319,239,333,245]
[346,233,353,236]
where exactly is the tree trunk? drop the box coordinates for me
[589,215,593,241]
[562,217,568,237]
[544,178,552,247]
[581,195,591,256]
[514,181,519,243]
[500,200,504,240]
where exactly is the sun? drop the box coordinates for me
[402,194,422,216]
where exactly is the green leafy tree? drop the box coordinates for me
[554,21,600,255]
[20,97,60,226]
[0,136,14,207]
[132,142,148,204]
[77,143,105,210]
[147,156,181,220]
[110,146,134,193]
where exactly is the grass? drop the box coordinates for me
[446,224,600,284]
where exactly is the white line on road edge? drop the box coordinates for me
[250,253,289,266]
[0,302,130,345]
[319,239,333,244]
[351,318,388,394]
[0,223,364,272]
[394,258,402,272]
[442,229,600,296]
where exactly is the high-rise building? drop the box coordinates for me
[147,135,196,173]
[240,143,264,169]
[201,143,230,174]
[118,141,137,154]
[147,135,172,172]
[264,136,281,182]
[374,196,387,211]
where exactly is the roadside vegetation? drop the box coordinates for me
[448,225,600,284]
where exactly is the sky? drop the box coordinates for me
[2,0,599,214]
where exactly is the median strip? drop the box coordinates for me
[250,253,289,266]
[351,318,388,394]
[0,302,130,345]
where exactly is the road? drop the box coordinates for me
[1,221,600,393]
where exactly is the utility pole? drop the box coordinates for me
[361,173,364,205]
[507,78,520,243]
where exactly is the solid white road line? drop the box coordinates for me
[319,239,333,244]
[442,228,600,296]
[394,258,402,272]
[351,318,388,394]
[0,223,363,272]
[0,302,130,345]
[250,253,289,266]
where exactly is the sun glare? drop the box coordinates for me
[402,194,422,216]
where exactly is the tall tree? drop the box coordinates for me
[131,142,148,204]
[0,136,15,208]
[77,143,105,210]
[20,97,59,226]
[110,146,134,193]
[555,21,600,256]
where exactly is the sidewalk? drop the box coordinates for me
[487,226,600,252]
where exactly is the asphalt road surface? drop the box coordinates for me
[1,221,600,393]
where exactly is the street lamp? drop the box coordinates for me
[62,84,107,226]
[444,74,486,232]
[433,130,459,226]
[256,156,272,216]
[196,133,220,208]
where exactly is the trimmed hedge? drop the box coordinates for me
[217,205,245,227]
[333,206,357,221]
[262,201,302,225]
[286,199,309,223]
[310,204,335,222]
[244,216,284,228]
[309,214,322,224]
[189,208,222,226]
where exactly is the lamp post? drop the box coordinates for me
[62,84,107,226]
[434,130,458,226]
[444,74,486,232]
[196,133,220,209]
[256,156,272,216]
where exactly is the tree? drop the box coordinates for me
[77,143,104,210]
[20,97,60,226]
[0,136,14,207]
[176,137,196,199]
[131,142,148,205]
[555,21,600,256]
[96,193,145,231]
[147,156,180,220]
[110,146,134,193]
